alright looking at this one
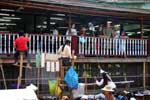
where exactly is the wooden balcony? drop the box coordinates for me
[0,33,149,63]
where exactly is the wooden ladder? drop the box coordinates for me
[59,58,75,100]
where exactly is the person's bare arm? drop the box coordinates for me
[57,46,62,54]
[68,46,72,59]
[25,33,30,41]
[13,41,16,48]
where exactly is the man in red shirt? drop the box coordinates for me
[13,32,30,67]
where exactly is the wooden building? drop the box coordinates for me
[0,0,150,96]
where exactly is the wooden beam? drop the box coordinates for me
[76,57,150,63]
[2,57,150,63]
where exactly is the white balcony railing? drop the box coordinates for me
[78,36,147,56]
[0,33,148,57]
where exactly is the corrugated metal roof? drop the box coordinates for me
[111,3,150,10]
[30,0,150,14]
[81,0,150,3]
[81,0,150,10]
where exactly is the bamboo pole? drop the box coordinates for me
[17,52,24,89]
[0,64,7,89]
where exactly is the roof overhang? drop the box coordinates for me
[0,0,149,20]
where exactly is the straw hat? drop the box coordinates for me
[81,95,88,99]
[123,90,130,94]
[130,97,136,100]
[101,85,114,92]
[61,96,68,100]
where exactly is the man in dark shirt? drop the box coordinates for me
[13,32,31,68]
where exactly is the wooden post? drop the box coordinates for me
[0,64,7,89]
[68,14,72,35]
[71,50,75,100]
[85,77,87,94]
[17,52,24,89]
[140,17,144,39]
[94,78,96,96]
[57,78,61,100]
[143,61,146,90]
[59,59,64,79]
[37,65,40,96]
[69,89,74,100]
[71,50,75,66]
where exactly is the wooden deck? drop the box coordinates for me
[76,57,150,63]
[1,55,150,64]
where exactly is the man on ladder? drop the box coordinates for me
[13,31,31,68]
[13,31,31,89]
